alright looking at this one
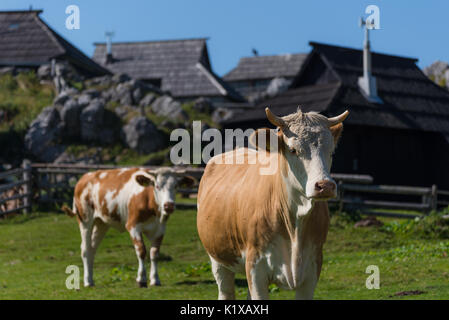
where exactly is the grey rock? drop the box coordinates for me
[24,106,64,162]
[151,95,188,121]
[266,77,290,97]
[112,73,131,84]
[80,100,105,142]
[212,107,235,124]
[37,64,52,80]
[53,92,71,106]
[61,99,82,137]
[140,93,156,107]
[121,116,166,154]
[192,97,213,114]
[0,67,14,75]
[133,87,143,104]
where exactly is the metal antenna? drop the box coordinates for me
[105,31,115,55]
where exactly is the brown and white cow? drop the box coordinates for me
[63,167,194,288]
[197,107,348,300]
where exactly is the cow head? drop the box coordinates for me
[135,168,196,222]
[253,107,348,201]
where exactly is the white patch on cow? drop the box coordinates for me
[99,172,108,179]
[118,168,130,176]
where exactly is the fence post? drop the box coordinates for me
[431,184,438,212]
[22,159,32,214]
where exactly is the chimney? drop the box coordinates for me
[358,18,382,104]
[105,31,115,64]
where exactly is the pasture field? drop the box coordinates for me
[0,200,448,300]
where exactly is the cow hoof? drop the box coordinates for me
[84,283,95,288]
[150,280,161,286]
[137,281,148,288]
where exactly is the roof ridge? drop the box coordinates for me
[93,38,209,46]
[0,10,43,14]
[239,53,307,59]
[309,41,419,62]
[195,62,227,96]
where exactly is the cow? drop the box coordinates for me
[197,107,349,300]
[62,167,195,288]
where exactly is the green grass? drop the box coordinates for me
[0,206,448,300]
[0,72,54,133]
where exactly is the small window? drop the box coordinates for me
[8,23,20,31]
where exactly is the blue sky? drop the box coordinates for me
[2,0,449,76]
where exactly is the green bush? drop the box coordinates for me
[382,209,449,239]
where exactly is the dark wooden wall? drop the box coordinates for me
[333,125,449,190]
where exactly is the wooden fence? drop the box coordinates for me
[1,161,448,219]
[0,160,32,215]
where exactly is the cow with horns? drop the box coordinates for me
[63,167,195,288]
[197,107,349,299]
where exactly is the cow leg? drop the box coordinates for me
[88,218,109,285]
[245,255,269,300]
[210,256,235,300]
[129,228,148,287]
[148,234,164,286]
[295,252,320,300]
[79,221,95,287]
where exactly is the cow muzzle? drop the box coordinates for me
[163,202,175,214]
[311,180,337,200]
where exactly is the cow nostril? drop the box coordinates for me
[315,180,336,193]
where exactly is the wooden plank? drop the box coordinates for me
[331,173,373,184]
[0,168,26,180]
[0,205,31,215]
[178,188,198,194]
[341,184,431,196]
[343,199,430,211]
[437,189,449,196]
[361,210,420,219]
[176,202,197,210]
[0,193,31,205]
[0,180,27,193]
[437,200,449,206]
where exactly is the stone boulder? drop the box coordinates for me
[60,99,83,138]
[80,100,104,142]
[121,116,166,154]
[192,97,213,114]
[24,106,64,162]
[140,93,157,108]
[151,95,188,121]
[266,77,290,97]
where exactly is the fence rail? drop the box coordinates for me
[1,161,449,219]
[0,160,32,216]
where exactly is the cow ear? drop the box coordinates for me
[135,174,155,187]
[249,128,283,153]
[177,175,196,187]
[330,123,343,144]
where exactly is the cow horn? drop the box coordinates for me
[265,107,286,128]
[327,110,349,127]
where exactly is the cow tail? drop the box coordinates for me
[62,200,83,221]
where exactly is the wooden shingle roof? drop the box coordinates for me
[225,42,449,137]
[0,10,109,76]
[93,39,243,101]
[223,53,307,82]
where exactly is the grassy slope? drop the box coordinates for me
[0,204,448,300]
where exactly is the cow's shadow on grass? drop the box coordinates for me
[176,279,248,288]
